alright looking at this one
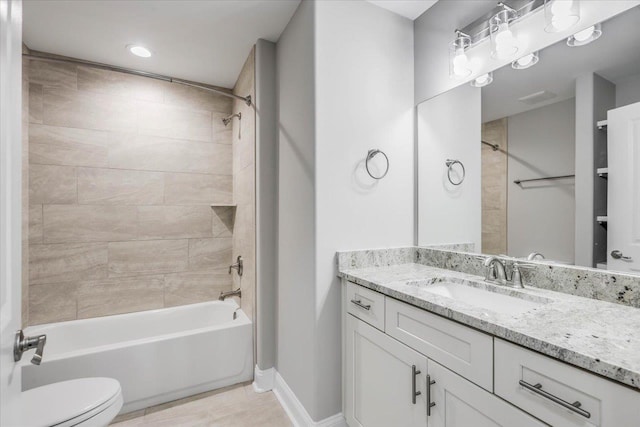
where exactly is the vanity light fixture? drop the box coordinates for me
[567,23,602,47]
[127,44,152,58]
[544,0,580,33]
[512,51,539,69]
[450,30,473,78]
[470,72,494,88]
[490,2,519,59]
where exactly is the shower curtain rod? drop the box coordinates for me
[481,140,499,151]
[23,50,252,106]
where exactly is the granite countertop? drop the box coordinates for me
[338,262,640,390]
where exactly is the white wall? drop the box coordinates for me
[508,98,576,263]
[417,84,481,249]
[276,0,317,416]
[315,0,414,419]
[616,72,640,108]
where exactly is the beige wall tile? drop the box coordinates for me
[163,84,233,113]
[109,134,231,175]
[77,66,165,102]
[77,275,164,318]
[29,124,109,167]
[212,112,233,144]
[43,205,138,243]
[188,238,232,271]
[29,242,108,285]
[29,83,43,124]
[164,270,231,307]
[211,207,234,238]
[77,167,163,205]
[138,102,212,142]
[29,60,77,90]
[138,206,212,239]
[43,87,138,131]
[29,282,77,325]
[29,164,77,204]
[108,240,188,277]
[29,205,43,244]
[164,173,232,205]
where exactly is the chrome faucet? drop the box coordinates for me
[229,255,243,277]
[483,257,529,289]
[526,252,545,261]
[14,330,47,365]
[219,288,242,301]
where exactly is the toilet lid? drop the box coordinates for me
[5,377,122,427]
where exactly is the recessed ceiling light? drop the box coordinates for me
[127,45,152,58]
[470,72,493,88]
[567,23,602,47]
[512,52,539,70]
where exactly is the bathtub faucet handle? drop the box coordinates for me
[228,256,243,277]
[14,330,47,365]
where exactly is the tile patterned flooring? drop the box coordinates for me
[111,383,293,427]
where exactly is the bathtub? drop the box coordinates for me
[21,300,253,414]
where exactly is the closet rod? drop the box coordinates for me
[514,174,575,185]
[23,50,252,106]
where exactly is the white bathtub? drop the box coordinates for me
[21,301,253,413]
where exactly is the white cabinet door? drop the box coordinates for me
[428,360,546,427]
[345,314,428,427]
[608,101,640,272]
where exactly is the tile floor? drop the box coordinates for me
[111,382,293,427]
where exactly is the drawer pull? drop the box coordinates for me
[350,299,371,311]
[519,380,591,419]
[411,365,422,404]
[426,375,436,416]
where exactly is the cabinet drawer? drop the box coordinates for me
[346,282,385,331]
[495,339,640,427]
[385,298,493,391]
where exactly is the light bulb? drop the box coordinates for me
[494,23,518,57]
[452,48,471,76]
[551,14,579,31]
[127,45,152,58]
[545,0,580,32]
[512,52,539,70]
[573,25,594,41]
[550,0,573,15]
[517,54,534,67]
[470,73,493,88]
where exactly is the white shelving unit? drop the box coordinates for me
[597,167,608,177]
[597,215,608,224]
[597,119,608,130]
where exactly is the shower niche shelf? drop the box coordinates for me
[210,203,237,208]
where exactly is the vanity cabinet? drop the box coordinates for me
[343,280,640,427]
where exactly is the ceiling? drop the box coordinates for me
[482,7,640,122]
[366,0,438,20]
[23,0,301,88]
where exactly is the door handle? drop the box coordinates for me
[350,299,371,311]
[411,365,421,404]
[426,374,436,416]
[611,250,632,261]
[519,380,590,419]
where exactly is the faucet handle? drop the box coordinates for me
[31,335,46,365]
[14,330,47,365]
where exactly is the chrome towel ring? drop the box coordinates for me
[446,159,465,186]
[366,149,389,180]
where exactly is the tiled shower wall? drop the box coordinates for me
[481,118,508,255]
[232,48,256,325]
[25,59,237,325]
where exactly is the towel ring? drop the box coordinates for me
[366,149,389,180]
[446,159,465,186]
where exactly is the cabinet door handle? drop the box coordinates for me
[519,380,591,419]
[350,299,371,310]
[411,365,421,404]
[426,374,436,416]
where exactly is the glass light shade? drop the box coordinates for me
[512,51,539,69]
[544,0,580,33]
[449,32,472,78]
[490,8,519,59]
[470,72,493,88]
[567,23,602,46]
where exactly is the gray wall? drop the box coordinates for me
[276,0,317,417]
[616,72,640,108]
[508,98,576,263]
[255,39,277,371]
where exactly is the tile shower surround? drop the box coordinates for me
[25,59,240,325]
[337,246,640,308]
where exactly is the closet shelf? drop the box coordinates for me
[597,167,608,177]
[597,120,608,130]
[596,215,608,224]
[596,262,608,270]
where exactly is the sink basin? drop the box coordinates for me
[423,281,547,316]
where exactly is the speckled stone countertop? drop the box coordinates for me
[338,262,640,390]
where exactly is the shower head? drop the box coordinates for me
[222,112,241,126]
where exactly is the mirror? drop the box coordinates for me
[417,6,640,274]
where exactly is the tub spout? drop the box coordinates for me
[219,288,241,301]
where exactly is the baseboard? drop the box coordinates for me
[252,365,276,393]
[272,370,347,427]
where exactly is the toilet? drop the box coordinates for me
[5,377,123,427]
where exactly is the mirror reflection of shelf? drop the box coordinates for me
[597,120,608,130]
[596,262,608,270]
[210,203,237,208]
[597,167,608,178]
[596,215,608,224]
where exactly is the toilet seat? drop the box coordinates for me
[5,377,123,427]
